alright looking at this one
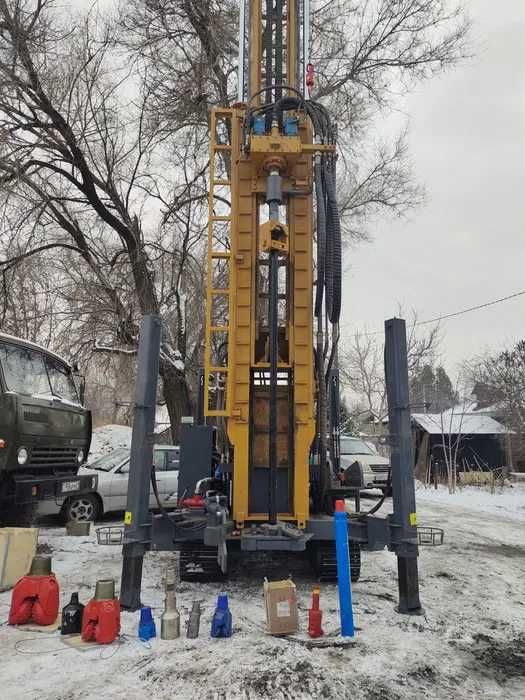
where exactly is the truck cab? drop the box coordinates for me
[0,333,95,513]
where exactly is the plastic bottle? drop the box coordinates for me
[61,592,85,635]
[307,586,324,638]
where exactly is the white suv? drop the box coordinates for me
[339,436,390,491]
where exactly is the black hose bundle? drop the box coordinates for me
[314,159,326,317]
[322,159,342,324]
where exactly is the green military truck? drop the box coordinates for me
[0,332,95,523]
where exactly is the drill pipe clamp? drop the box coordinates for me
[260,219,289,254]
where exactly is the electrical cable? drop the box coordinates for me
[342,289,525,337]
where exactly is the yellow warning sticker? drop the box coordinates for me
[124,511,132,525]
[409,512,417,526]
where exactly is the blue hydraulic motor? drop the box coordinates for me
[210,592,232,638]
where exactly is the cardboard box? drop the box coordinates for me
[0,527,38,591]
[264,578,298,636]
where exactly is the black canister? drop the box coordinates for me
[61,592,85,635]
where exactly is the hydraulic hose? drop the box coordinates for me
[151,464,206,532]
[323,161,342,323]
[348,468,392,520]
[274,0,283,101]
[314,157,326,317]
[264,0,274,128]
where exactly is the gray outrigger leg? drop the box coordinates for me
[384,317,424,615]
[120,315,162,611]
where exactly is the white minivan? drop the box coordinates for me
[38,445,179,521]
[339,436,390,491]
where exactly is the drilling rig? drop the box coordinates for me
[202,0,346,562]
[120,0,425,615]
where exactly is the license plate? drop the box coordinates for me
[61,480,81,493]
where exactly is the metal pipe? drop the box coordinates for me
[237,0,246,102]
[266,170,282,525]
[334,500,355,636]
[303,0,310,96]
[268,247,279,524]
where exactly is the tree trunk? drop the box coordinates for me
[160,360,193,443]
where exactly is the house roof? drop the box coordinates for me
[412,411,509,436]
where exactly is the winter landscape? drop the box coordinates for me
[1,482,524,699]
[1,0,524,698]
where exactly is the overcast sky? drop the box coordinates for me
[340,0,525,375]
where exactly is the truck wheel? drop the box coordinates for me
[63,494,101,522]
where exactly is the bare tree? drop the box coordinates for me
[119,0,470,241]
[0,0,470,435]
[0,0,209,438]
[340,310,440,419]
[464,340,525,470]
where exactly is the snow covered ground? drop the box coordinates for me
[416,482,525,522]
[1,490,524,699]
[88,424,132,461]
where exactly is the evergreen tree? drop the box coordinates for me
[410,364,456,412]
[410,364,435,411]
[434,366,457,411]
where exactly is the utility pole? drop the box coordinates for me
[120,315,161,611]
[384,317,423,615]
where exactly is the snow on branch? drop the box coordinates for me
[93,339,138,356]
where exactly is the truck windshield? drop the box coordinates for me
[0,342,79,403]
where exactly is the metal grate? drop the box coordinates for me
[417,526,444,546]
[370,465,389,474]
[96,526,125,546]
[29,446,77,467]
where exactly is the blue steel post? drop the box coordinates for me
[334,499,355,637]
[384,317,423,614]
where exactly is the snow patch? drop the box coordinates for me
[416,482,525,521]
[89,424,132,460]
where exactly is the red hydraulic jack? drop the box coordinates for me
[9,556,59,626]
[307,586,324,638]
[82,579,120,644]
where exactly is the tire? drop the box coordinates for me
[63,493,101,522]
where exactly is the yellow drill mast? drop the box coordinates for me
[204,0,337,530]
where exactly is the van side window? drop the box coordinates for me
[166,450,179,471]
[0,343,49,396]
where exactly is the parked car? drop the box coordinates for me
[339,436,390,491]
[38,445,179,521]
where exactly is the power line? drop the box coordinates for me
[342,288,525,337]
